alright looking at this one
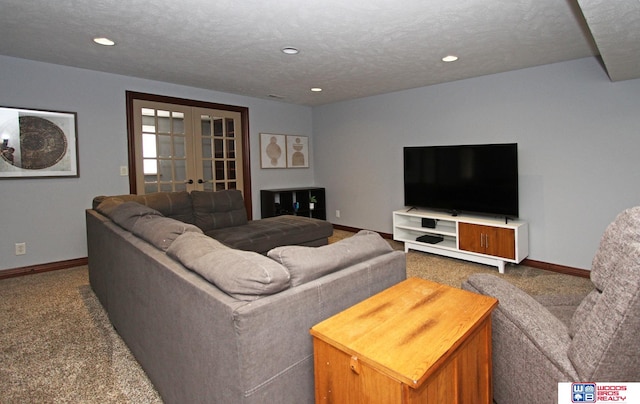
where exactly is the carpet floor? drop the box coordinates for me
[336,230,592,296]
[0,230,593,403]
[0,267,162,404]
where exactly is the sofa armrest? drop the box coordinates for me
[464,274,574,362]
[462,273,579,403]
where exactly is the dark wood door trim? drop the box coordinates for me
[125,91,252,219]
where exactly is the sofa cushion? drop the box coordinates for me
[268,230,392,287]
[532,294,585,329]
[567,207,640,344]
[138,191,195,224]
[131,216,203,252]
[568,289,599,337]
[567,206,640,381]
[208,215,333,254]
[108,201,163,231]
[94,191,195,224]
[166,232,229,268]
[185,248,291,301]
[192,190,248,231]
[590,207,640,291]
[95,197,125,217]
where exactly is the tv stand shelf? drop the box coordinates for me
[393,209,528,273]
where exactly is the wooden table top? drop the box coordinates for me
[310,277,498,388]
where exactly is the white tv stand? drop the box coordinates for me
[393,209,528,273]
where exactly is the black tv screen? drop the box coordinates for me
[404,143,519,218]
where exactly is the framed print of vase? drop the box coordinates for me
[260,133,286,168]
[0,106,79,178]
[286,135,309,168]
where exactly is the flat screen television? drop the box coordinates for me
[403,143,519,218]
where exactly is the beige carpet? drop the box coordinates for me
[0,231,593,403]
[331,229,593,296]
[0,267,162,404]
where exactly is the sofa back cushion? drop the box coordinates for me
[131,216,203,252]
[94,191,195,224]
[267,230,393,287]
[167,232,290,301]
[107,201,163,231]
[590,207,640,291]
[105,201,202,251]
[191,190,248,231]
[95,197,126,217]
[166,231,227,268]
[568,206,640,381]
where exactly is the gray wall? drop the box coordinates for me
[0,55,314,271]
[313,57,640,270]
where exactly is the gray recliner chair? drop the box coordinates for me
[462,206,640,403]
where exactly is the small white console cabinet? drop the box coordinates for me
[393,209,529,273]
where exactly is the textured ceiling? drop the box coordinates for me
[0,0,637,106]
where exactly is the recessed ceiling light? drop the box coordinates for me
[281,47,299,55]
[442,55,458,62]
[310,87,322,92]
[94,37,116,46]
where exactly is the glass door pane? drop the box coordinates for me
[193,108,242,193]
[133,101,193,193]
[133,101,243,195]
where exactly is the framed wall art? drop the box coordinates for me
[0,106,79,178]
[260,133,286,168]
[286,135,309,168]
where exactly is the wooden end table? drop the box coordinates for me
[310,277,498,403]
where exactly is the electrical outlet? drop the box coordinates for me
[335,210,341,218]
[15,242,26,255]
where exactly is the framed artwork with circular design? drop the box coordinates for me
[259,133,287,169]
[0,106,78,178]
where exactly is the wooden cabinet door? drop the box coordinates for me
[488,227,516,259]
[459,223,515,260]
[313,340,402,403]
[458,222,485,254]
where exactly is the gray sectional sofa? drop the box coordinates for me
[91,189,333,253]
[86,189,406,404]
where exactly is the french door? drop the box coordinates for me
[126,92,252,216]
